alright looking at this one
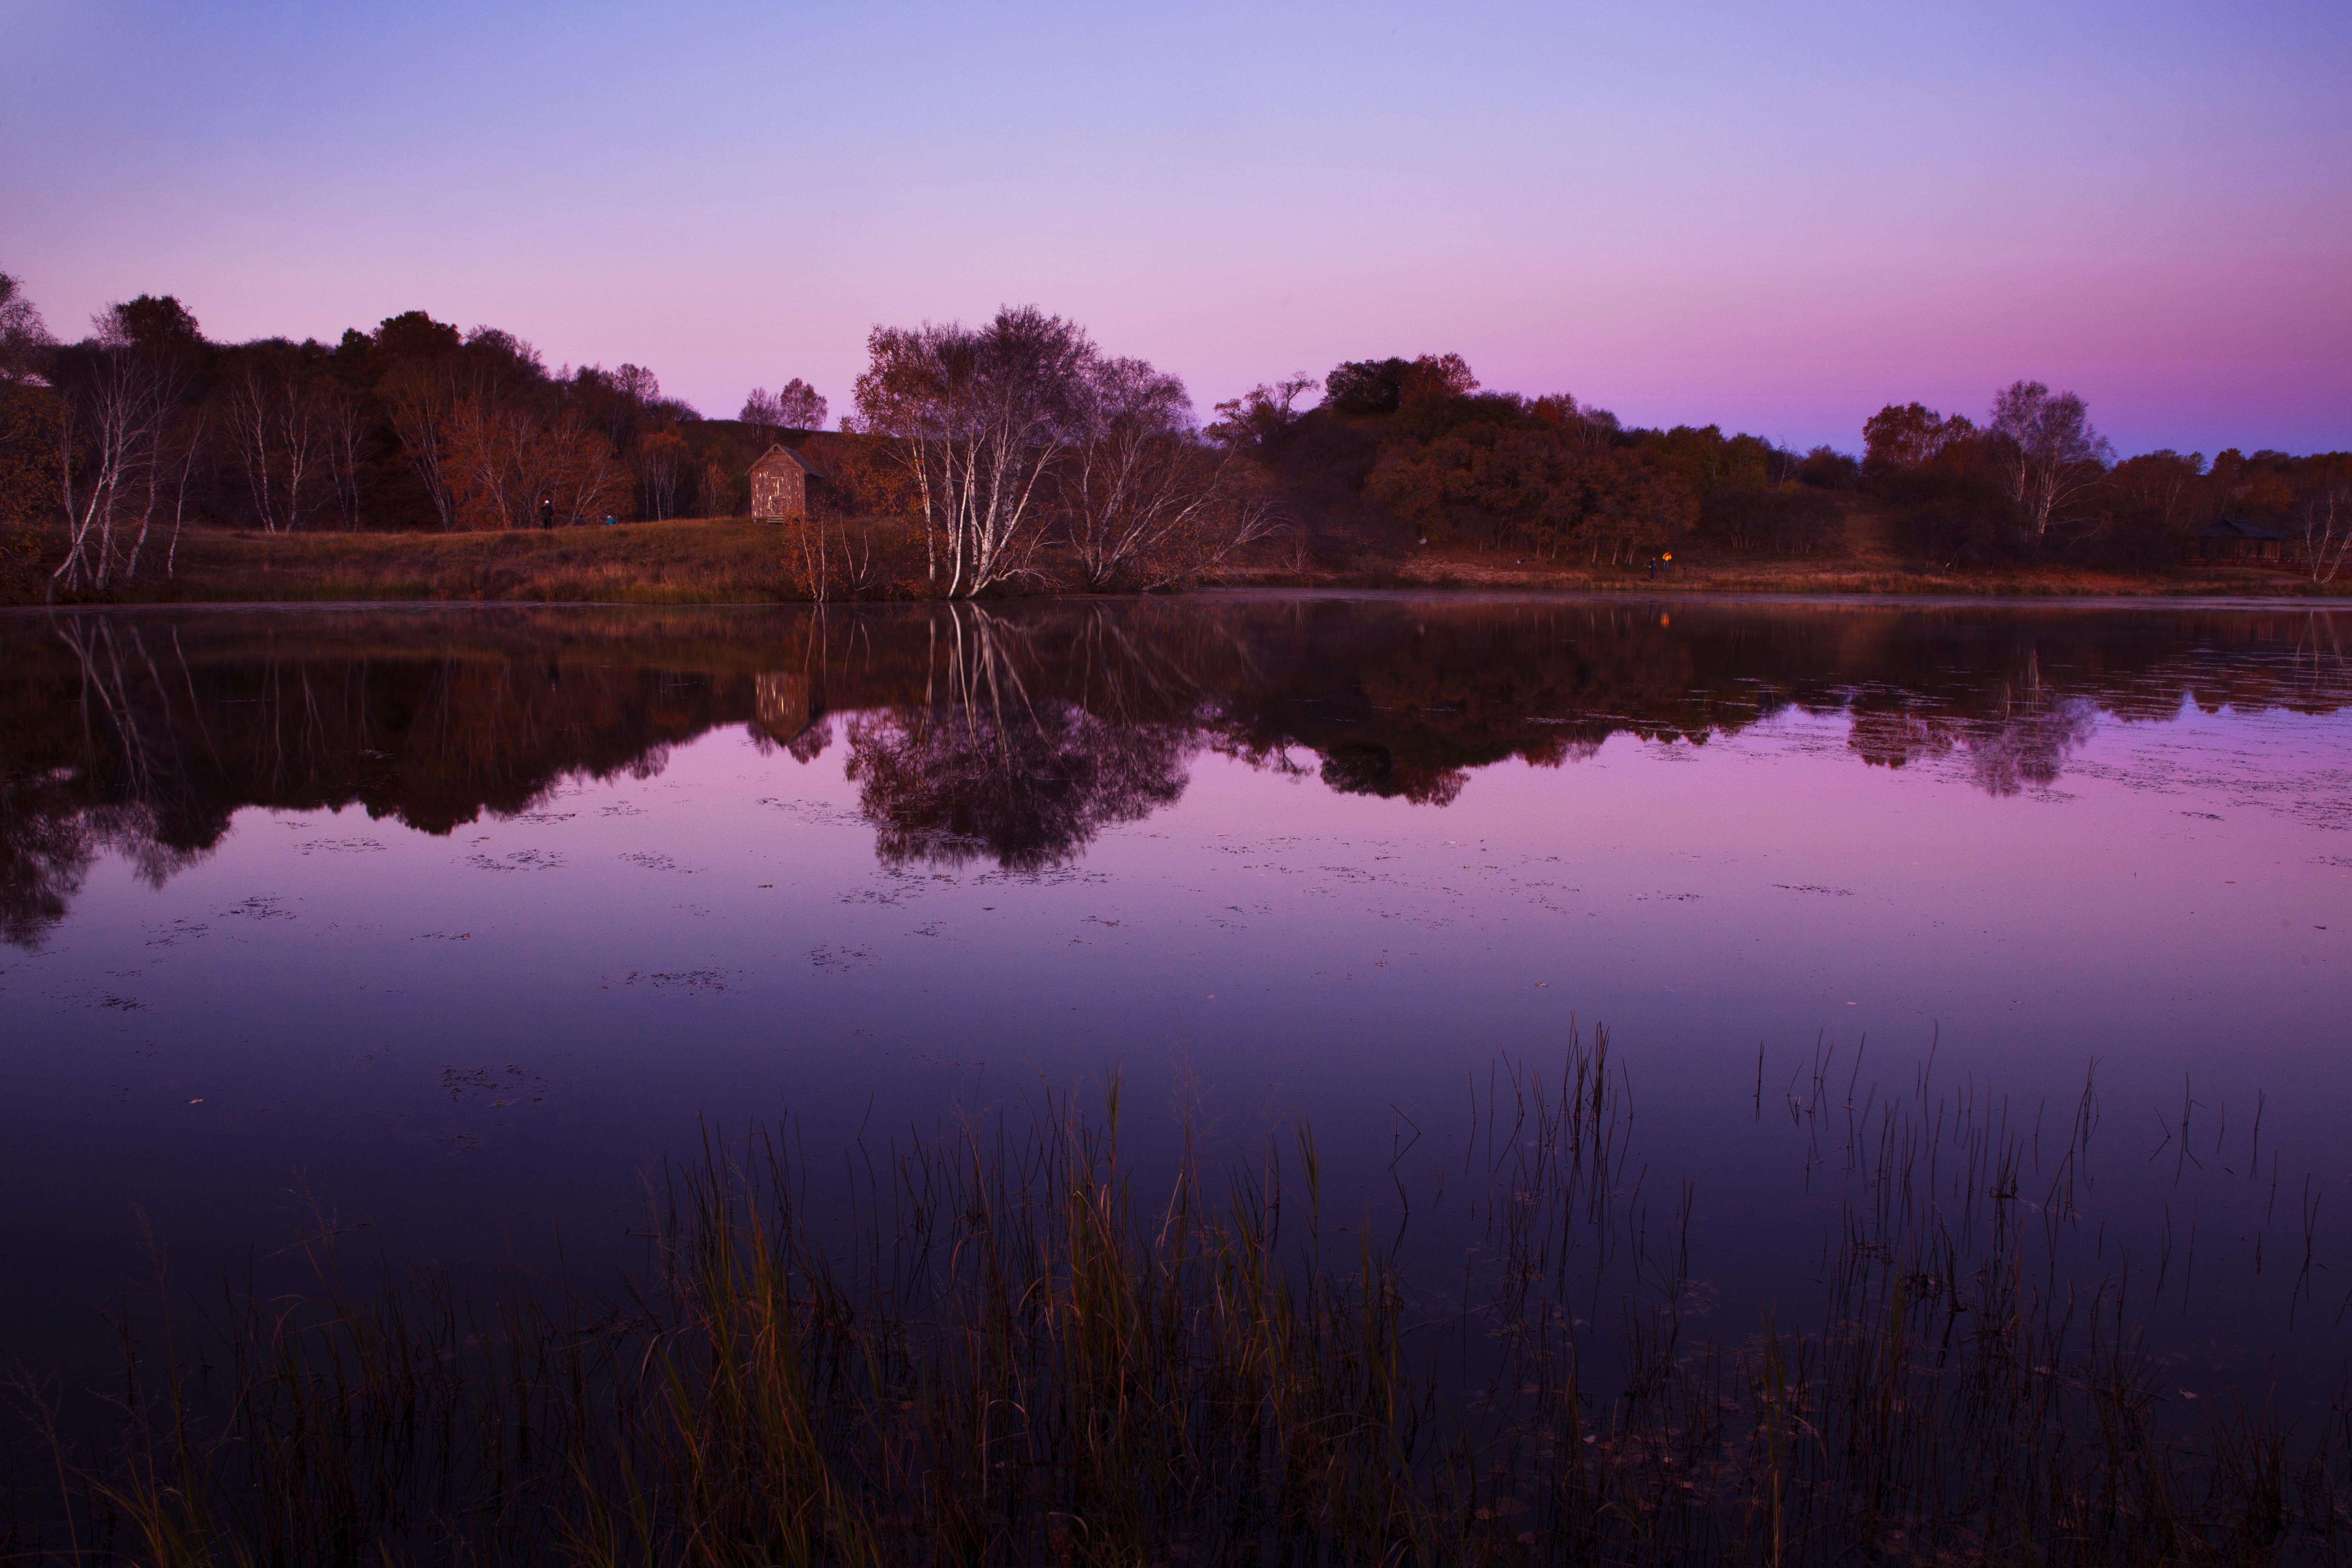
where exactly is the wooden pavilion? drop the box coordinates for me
[2197,518,2288,562]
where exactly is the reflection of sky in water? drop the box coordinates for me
[3,601,2349,1392]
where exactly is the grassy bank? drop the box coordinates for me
[7,514,2345,606]
[7,1034,2345,1566]
[52,517,814,605]
[1225,548,2347,598]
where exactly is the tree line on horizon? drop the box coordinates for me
[3,271,2346,599]
[1854,396,2347,576]
[1218,355,2350,581]
[0,278,844,595]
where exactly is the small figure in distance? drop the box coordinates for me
[1648,555,1659,580]
[603,514,615,527]
[539,495,555,529]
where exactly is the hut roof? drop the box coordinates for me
[749,442,815,474]
[2201,517,2285,542]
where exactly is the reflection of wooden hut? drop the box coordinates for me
[753,671,813,743]
[2198,518,2287,562]
[748,444,814,523]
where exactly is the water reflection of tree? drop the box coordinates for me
[843,607,1195,871]
[1847,650,2101,796]
[1851,696,2099,796]
[0,610,767,947]
[1,780,95,947]
[4,619,219,945]
[5,603,2348,942]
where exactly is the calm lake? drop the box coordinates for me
[6,595,2349,1398]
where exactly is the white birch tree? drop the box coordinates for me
[851,306,1093,598]
[1987,380,2113,542]
[1062,357,1283,590]
[222,350,330,534]
[2296,470,2352,584]
[52,340,185,595]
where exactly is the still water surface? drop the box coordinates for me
[6,595,2349,1390]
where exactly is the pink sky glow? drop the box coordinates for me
[7,0,2347,454]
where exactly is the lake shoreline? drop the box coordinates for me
[9,514,2347,607]
[10,587,2344,618]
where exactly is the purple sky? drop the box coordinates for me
[8,1,2347,454]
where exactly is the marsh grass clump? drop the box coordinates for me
[7,1031,2349,1565]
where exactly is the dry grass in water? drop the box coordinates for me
[6,1031,2348,1565]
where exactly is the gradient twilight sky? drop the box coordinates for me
[7,1,2348,454]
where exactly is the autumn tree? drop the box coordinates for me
[1325,353,1479,416]
[739,387,783,432]
[1364,387,1700,562]
[776,378,825,430]
[696,456,736,519]
[1399,352,1479,405]
[445,394,623,529]
[0,380,62,537]
[1862,402,1977,471]
[1322,358,1411,416]
[394,327,623,530]
[1796,446,1861,489]
[563,362,677,523]
[740,379,827,435]
[0,274,62,586]
[373,313,468,530]
[637,427,691,520]
[1204,374,1318,456]
[2103,450,2205,565]
[107,295,205,355]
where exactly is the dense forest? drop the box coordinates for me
[1214,354,2351,579]
[0,277,803,595]
[2,272,2347,600]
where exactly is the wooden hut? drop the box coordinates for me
[748,444,814,523]
[2197,518,2287,562]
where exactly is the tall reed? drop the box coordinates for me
[7,1029,2346,1565]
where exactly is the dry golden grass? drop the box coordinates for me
[13,509,2344,605]
[1213,548,2344,598]
[1214,491,2348,599]
[17,1043,2345,1566]
[32,517,811,605]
